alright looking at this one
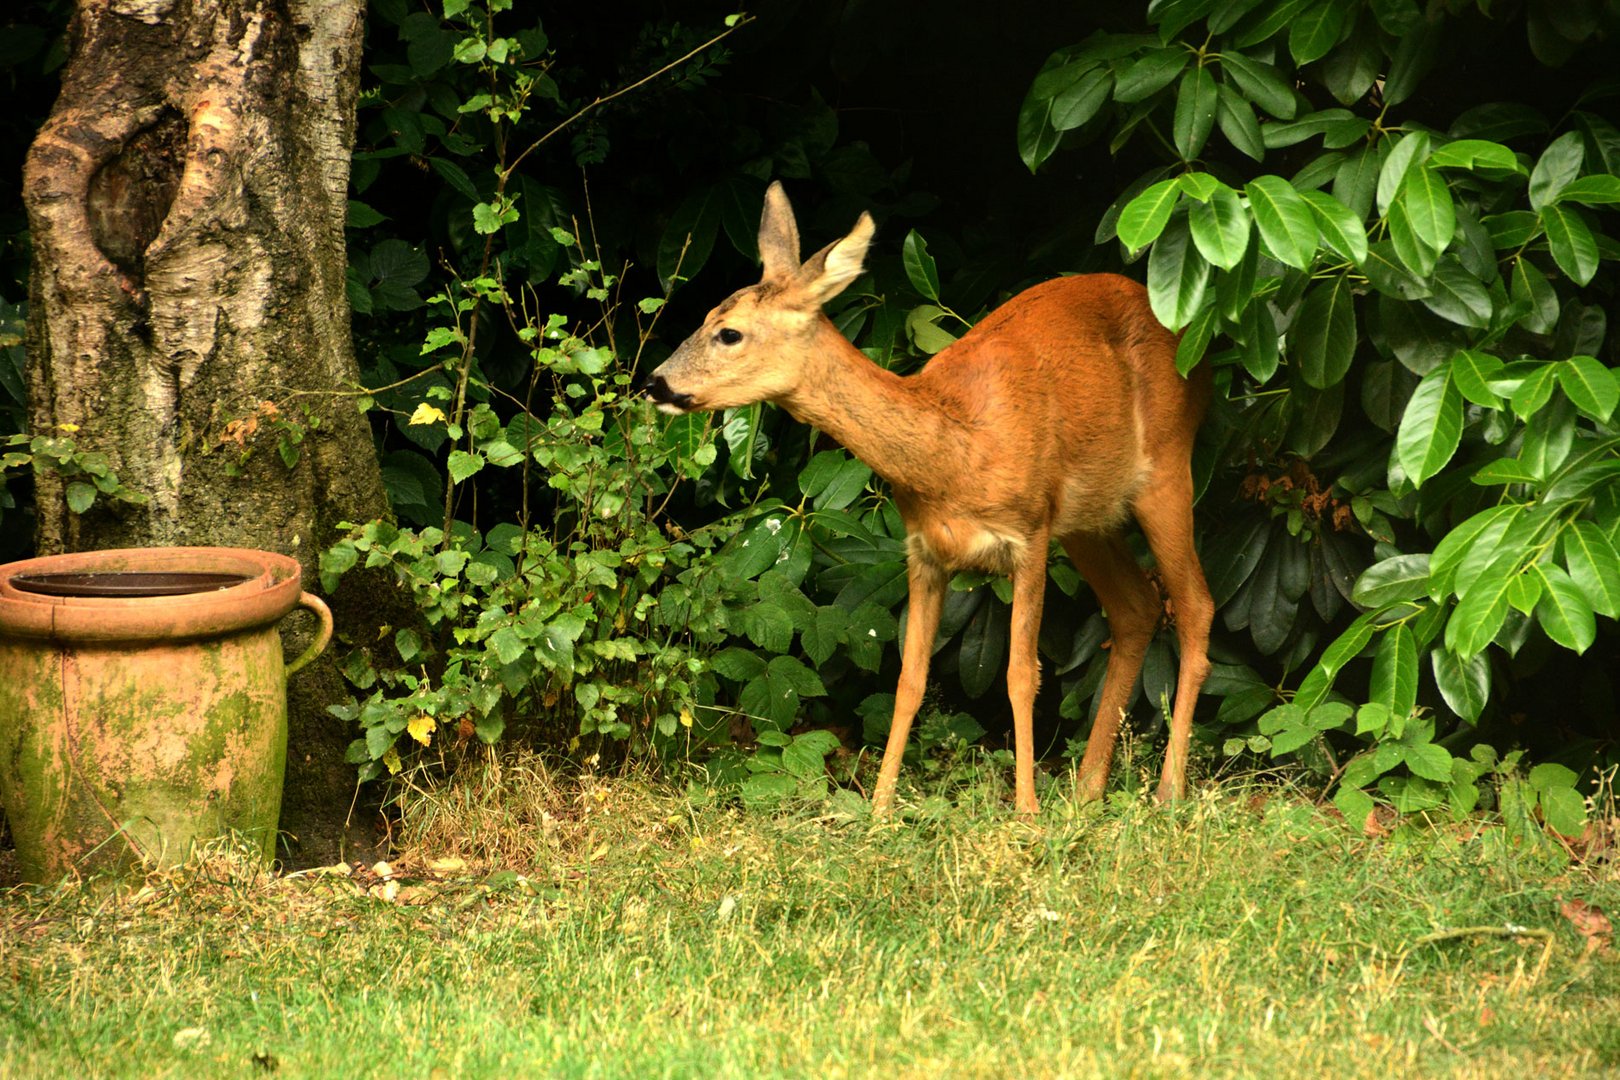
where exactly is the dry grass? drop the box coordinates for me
[2,755,1617,1078]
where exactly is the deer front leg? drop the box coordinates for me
[1008,541,1050,815]
[872,559,948,817]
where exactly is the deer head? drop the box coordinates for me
[645,182,874,414]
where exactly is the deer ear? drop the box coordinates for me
[797,211,874,305]
[757,182,801,282]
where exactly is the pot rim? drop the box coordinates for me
[0,547,306,644]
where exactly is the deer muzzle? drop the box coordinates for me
[641,373,696,414]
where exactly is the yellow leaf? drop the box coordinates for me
[382,746,401,774]
[679,706,694,729]
[407,713,436,746]
[408,402,447,426]
[56,422,80,433]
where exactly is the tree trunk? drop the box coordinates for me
[22,0,389,862]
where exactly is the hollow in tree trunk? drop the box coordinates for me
[22,0,390,861]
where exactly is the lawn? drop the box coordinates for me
[3,757,1616,1078]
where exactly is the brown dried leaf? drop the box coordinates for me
[1559,896,1612,954]
[1363,805,1398,838]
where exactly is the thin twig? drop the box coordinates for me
[505,17,754,178]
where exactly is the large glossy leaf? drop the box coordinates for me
[1246,176,1318,270]
[1521,396,1577,480]
[1532,563,1596,653]
[1540,204,1598,285]
[1397,164,1455,257]
[1030,57,1097,100]
[1247,542,1298,655]
[1370,624,1418,718]
[1509,256,1560,334]
[1428,138,1525,173]
[958,597,1009,698]
[1287,378,1343,457]
[1238,299,1280,382]
[1174,64,1219,159]
[1300,190,1368,263]
[1117,179,1182,251]
[1451,102,1549,143]
[1557,356,1620,422]
[1482,210,1542,250]
[1289,0,1349,64]
[1386,196,1438,279]
[1217,240,1260,320]
[1293,274,1357,389]
[1447,508,1533,601]
[1115,47,1191,102]
[1555,174,1620,206]
[1218,50,1297,119]
[1017,94,1060,173]
[1450,349,1505,407]
[1431,646,1490,722]
[1292,150,1346,193]
[1379,295,1465,375]
[1189,183,1251,268]
[1420,262,1493,329]
[1445,561,1514,658]
[816,455,874,511]
[1429,504,1520,600]
[901,230,940,301]
[1176,302,1218,375]
[1333,142,1383,220]
[657,187,722,290]
[1382,17,1439,106]
[1396,365,1462,486]
[1377,131,1430,217]
[1353,553,1432,608]
[1508,362,1560,419]
[1216,84,1266,161]
[1528,131,1585,209]
[833,560,907,612]
[1361,241,1431,299]
[1234,0,1312,47]
[1204,513,1271,606]
[1296,609,1376,710]
[1563,521,1620,619]
[1261,108,1361,150]
[1319,14,1379,104]
[1146,215,1211,331]
[1051,68,1115,131]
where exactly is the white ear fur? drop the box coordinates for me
[757,182,801,282]
[799,211,874,305]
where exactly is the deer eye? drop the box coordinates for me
[716,327,743,346]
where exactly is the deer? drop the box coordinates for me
[645,183,1214,815]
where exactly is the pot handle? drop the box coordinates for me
[285,591,334,677]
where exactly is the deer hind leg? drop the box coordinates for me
[1007,535,1051,815]
[1060,532,1162,802]
[1132,469,1214,803]
[872,558,948,817]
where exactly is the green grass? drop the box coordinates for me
[3,757,1617,1078]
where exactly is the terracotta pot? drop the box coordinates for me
[0,547,332,883]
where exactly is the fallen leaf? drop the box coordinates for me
[426,856,468,874]
[1363,806,1398,838]
[1559,896,1613,955]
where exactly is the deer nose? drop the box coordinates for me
[642,374,695,411]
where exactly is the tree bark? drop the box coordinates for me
[22,0,389,862]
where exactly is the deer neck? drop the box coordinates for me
[776,318,959,497]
